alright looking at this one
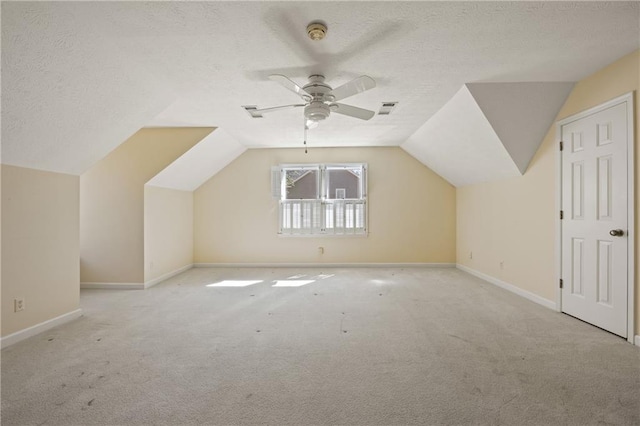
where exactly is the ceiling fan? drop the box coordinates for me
[246,73,377,131]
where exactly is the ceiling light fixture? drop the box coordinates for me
[307,22,327,41]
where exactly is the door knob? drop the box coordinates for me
[609,229,624,237]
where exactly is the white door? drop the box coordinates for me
[561,101,629,338]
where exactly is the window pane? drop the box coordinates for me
[326,166,361,199]
[277,163,366,236]
[284,169,319,200]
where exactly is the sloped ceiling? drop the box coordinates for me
[402,82,575,187]
[1,3,178,174]
[403,86,520,187]
[1,2,638,182]
[467,82,575,174]
[146,128,246,191]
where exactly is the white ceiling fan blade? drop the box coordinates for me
[253,104,306,114]
[332,103,375,120]
[330,76,376,102]
[269,74,311,100]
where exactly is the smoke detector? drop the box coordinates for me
[307,22,327,41]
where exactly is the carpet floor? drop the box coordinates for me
[2,267,639,425]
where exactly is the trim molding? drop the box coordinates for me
[1,309,82,349]
[456,264,556,310]
[81,264,195,290]
[144,264,193,289]
[81,282,144,290]
[194,262,456,268]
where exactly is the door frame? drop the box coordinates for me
[555,91,635,344]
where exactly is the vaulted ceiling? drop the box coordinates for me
[2,2,638,187]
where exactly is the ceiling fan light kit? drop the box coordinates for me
[305,101,331,122]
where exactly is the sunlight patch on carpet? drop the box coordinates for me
[272,280,315,287]
[206,280,262,287]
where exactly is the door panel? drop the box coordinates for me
[561,102,628,337]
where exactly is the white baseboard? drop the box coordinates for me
[81,282,144,290]
[456,264,556,310]
[635,335,640,347]
[144,264,193,289]
[1,309,82,349]
[194,262,456,268]
[81,264,194,290]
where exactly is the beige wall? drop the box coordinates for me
[457,51,639,330]
[194,147,456,264]
[1,165,80,337]
[81,127,212,284]
[1,165,3,334]
[144,185,193,282]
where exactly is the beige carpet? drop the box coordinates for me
[2,267,639,425]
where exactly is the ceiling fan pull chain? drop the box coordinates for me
[304,121,308,154]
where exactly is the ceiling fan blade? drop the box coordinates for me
[330,76,376,102]
[269,74,311,100]
[332,103,375,121]
[252,104,306,114]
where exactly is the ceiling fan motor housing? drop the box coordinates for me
[303,75,333,97]
[303,75,333,121]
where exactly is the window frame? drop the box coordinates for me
[274,163,368,236]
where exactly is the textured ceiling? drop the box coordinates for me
[2,2,639,176]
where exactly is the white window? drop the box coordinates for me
[272,163,367,236]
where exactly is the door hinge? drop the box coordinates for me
[560,210,564,220]
[559,141,564,151]
[559,279,563,289]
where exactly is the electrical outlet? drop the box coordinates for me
[318,246,324,255]
[469,251,473,259]
[14,298,25,312]
[499,261,504,270]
